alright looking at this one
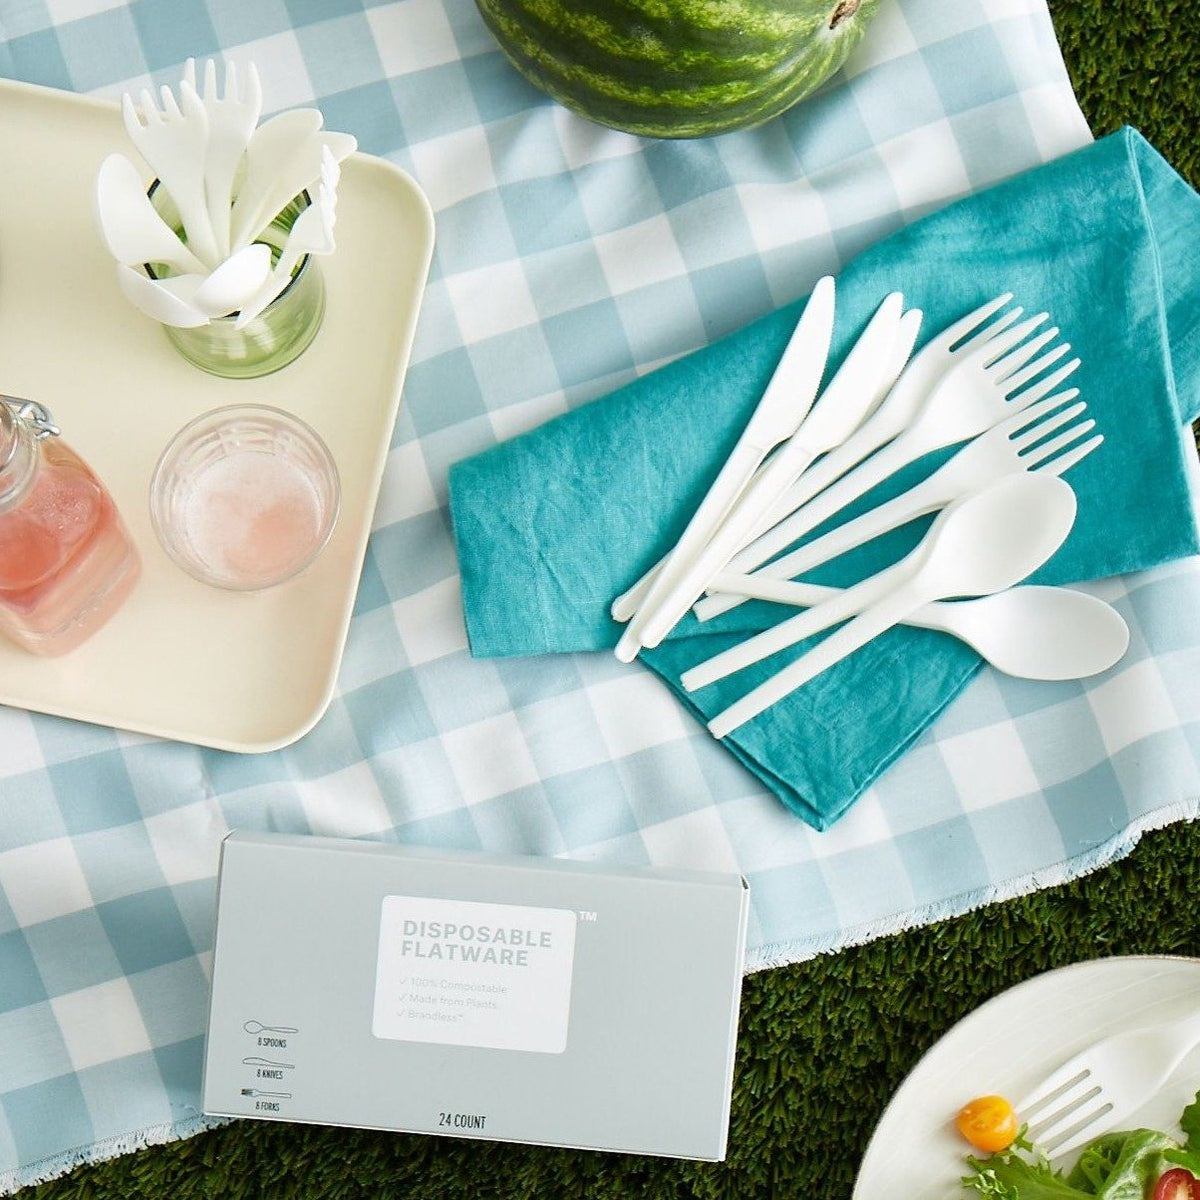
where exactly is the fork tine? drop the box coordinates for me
[1023,417,1096,464]
[1006,356,1082,407]
[945,292,1016,350]
[1007,343,1072,392]
[1003,388,1081,439]
[1040,1099,1117,1159]
[1010,397,1087,451]
[989,324,1061,377]
[203,57,218,99]
[1016,1063,1093,1115]
[957,302,1022,354]
[245,61,262,108]
[159,85,182,119]
[1037,433,1104,476]
[120,92,142,134]
[974,313,1051,368]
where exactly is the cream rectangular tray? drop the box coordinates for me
[0,77,434,752]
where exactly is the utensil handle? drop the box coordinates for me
[696,468,945,621]
[629,443,820,655]
[614,440,775,659]
[726,427,923,582]
[707,581,927,738]
[705,574,969,642]
[680,557,912,692]
[612,450,775,622]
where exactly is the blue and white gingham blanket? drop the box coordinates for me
[4,0,1200,1191]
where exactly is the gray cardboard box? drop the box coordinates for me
[202,830,749,1160]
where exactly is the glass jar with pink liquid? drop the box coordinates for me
[0,397,141,655]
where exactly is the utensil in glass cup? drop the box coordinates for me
[145,185,326,378]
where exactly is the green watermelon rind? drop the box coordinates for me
[475,0,881,139]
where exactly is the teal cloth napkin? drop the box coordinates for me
[448,128,1200,829]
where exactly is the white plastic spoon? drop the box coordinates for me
[701,577,1128,681]
[95,153,207,275]
[115,263,209,328]
[192,242,273,317]
[688,474,1077,736]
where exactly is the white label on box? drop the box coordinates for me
[372,895,578,1053]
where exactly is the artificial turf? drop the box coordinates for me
[17,1,1200,1196]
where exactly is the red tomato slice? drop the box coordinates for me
[1152,1167,1200,1200]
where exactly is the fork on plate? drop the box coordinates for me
[1017,1010,1200,1159]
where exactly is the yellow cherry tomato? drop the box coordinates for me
[955,1094,1018,1154]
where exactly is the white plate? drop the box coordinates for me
[0,77,434,752]
[853,956,1200,1200]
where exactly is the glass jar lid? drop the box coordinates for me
[1,395,60,511]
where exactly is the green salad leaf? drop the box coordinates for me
[961,1094,1200,1198]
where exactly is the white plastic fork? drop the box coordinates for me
[720,316,1081,581]
[722,292,1024,551]
[697,388,1101,620]
[183,58,263,258]
[122,82,221,268]
[1017,1010,1200,1159]
[611,293,1021,628]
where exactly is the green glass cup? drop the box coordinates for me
[146,189,326,379]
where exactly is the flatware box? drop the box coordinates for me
[202,829,749,1160]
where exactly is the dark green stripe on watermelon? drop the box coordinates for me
[475,0,881,138]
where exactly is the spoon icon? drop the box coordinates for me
[243,1021,298,1036]
[686,473,1078,736]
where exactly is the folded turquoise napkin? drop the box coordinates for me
[449,128,1200,829]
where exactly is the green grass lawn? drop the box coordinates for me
[18,2,1200,1196]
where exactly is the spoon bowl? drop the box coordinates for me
[928,585,1128,680]
[192,242,273,317]
[95,153,207,275]
[115,263,209,328]
[692,475,1079,734]
[913,472,1077,597]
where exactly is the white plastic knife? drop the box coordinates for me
[632,288,912,653]
[610,296,918,625]
[614,275,836,662]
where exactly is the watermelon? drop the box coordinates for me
[474,0,882,139]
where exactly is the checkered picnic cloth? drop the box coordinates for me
[4,0,1200,1191]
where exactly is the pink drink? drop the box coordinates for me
[0,438,141,656]
[181,451,324,587]
[150,405,339,591]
